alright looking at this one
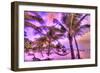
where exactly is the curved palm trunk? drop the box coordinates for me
[47,40,51,56]
[68,34,75,59]
[47,37,51,57]
[74,36,80,59]
[46,39,52,60]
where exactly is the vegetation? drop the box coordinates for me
[24,12,90,61]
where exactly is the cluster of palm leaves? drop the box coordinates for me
[24,11,90,61]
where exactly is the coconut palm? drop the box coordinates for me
[24,11,90,60]
[24,21,66,60]
[24,12,46,61]
[34,26,66,60]
[53,13,90,59]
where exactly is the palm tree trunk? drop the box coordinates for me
[74,36,80,59]
[47,39,51,56]
[68,34,75,59]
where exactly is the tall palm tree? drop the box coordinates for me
[53,13,90,59]
[35,26,65,59]
[24,19,66,60]
[24,11,90,60]
[24,11,46,61]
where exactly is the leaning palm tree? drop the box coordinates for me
[24,11,46,61]
[35,26,65,59]
[24,21,66,60]
[53,13,90,59]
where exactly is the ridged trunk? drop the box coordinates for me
[68,34,75,59]
[47,38,51,57]
[74,36,81,59]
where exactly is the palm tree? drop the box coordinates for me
[35,26,65,59]
[53,13,90,59]
[24,21,66,60]
[24,12,46,61]
[24,11,90,60]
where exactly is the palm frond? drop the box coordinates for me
[24,21,44,35]
[24,12,45,24]
[61,13,67,24]
[52,34,64,40]
[24,21,38,29]
[53,18,67,32]
[76,24,90,36]
[77,14,89,25]
[61,13,82,29]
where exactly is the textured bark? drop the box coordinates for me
[74,36,81,59]
[68,34,75,59]
[47,37,51,56]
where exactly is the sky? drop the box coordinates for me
[24,11,90,61]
